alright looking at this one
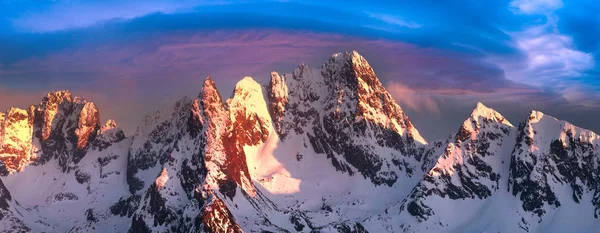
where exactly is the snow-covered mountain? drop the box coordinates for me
[0,51,598,233]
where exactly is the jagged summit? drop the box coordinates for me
[227,76,272,146]
[470,102,513,126]
[328,50,371,67]
[102,119,118,130]
[320,50,426,144]
[199,76,215,95]
[522,109,599,144]
[453,102,513,143]
[198,76,226,115]
[465,102,513,129]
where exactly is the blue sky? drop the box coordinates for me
[0,0,598,139]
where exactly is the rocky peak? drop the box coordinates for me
[198,77,225,112]
[322,50,377,87]
[197,76,228,139]
[321,50,426,144]
[36,90,77,141]
[527,110,544,122]
[226,76,272,146]
[31,91,101,171]
[76,102,100,149]
[196,76,229,167]
[0,90,105,174]
[102,119,118,130]
[471,102,512,125]
[455,102,513,143]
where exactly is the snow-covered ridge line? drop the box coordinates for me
[0,51,599,233]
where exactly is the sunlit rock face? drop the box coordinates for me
[0,91,101,174]
[0,108,33,174]
[32,91,101,172]
[0,51,599,233]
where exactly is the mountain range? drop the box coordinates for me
[0,51,598,233]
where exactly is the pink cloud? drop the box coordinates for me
[386,81,441,115]
[0,29,573,135]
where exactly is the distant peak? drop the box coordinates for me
[475,101,486,109]
[202,76,217,90]
[471,102,495,116]
[198,76,223,101]
[467,102,513,127]
[322,50,376,85]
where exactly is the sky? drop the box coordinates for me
[0,0,598,141]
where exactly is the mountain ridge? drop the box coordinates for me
[0,51,598,232]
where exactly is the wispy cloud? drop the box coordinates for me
[8,0,223,32]
[387,82,440,115]
[495,0,597,107]
[366,12,422,29]
[510,0,564,14]
[512,16,594,79]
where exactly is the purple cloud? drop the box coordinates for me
[0,29,589,138]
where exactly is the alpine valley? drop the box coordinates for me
[0,51,598,233]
